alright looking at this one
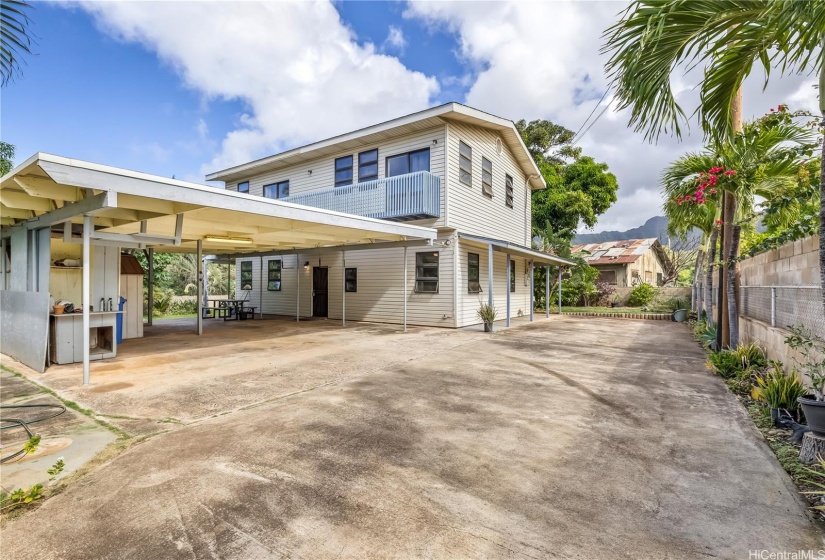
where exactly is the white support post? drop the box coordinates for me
[342,250,346,326]
[0,237,6,290]
[82,214,91,385]
[558,269,562,314]
[403,246,408,332]
[147,248,154,326]
[487,243,494,309]
[506,253,511,327]
[545,266,550,318]
[296,256,300,322]
[202,258,209,310]
[259,256,264,319]
[529,262,534,322]
[196,239,203,335]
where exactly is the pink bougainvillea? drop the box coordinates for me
[674,166,737,206]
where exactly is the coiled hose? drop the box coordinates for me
[0,404,67,463]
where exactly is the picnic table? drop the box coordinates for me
[202,298,255,320]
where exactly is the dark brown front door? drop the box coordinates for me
[312,267,328,318]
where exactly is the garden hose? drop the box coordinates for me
[0,404,67,463]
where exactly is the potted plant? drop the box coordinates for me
[477,303,498,332]
[752,362,806,425]
[786,325,825,435]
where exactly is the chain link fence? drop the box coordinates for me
[697,282,825,337]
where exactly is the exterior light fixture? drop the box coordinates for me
[304,261,310,269]
[204,235,253,245]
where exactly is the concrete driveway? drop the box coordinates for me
[1,316,822,558]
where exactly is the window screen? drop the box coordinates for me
[459,141,472,186]
[267,260,282,291]
[468,253,481,293]
[345,268,357,292]
[505,174,514,208]
[240,261,253,291]
[358,150,378,182]
[481,157,492,196]
[415,252,439,293]
[335,155,354,187]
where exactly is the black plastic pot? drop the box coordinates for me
[798,396,825,435]
[483,322,493,333]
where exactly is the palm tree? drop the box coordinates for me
[602,0,825,345]
[1,0,35,86]
[662,109,817,346]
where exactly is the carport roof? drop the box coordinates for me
[458,233,574,266]
[0,153,437,253]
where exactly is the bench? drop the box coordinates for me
[238,306,257,320]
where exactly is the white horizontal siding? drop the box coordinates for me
[229,126,446,229]
[455,240,532,327]
[235,233,455,327]
[446,121,531,246]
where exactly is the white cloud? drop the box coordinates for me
[405,1,819,233]
[383,25,407,52]
[80,1,438,175]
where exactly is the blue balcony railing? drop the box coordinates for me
[281,171,440,221]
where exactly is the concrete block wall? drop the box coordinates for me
[613,286,691,305]
[736,235,822,372]
[738,235,820,287]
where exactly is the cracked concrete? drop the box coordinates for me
[1,316,822,558]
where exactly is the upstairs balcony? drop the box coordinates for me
[281,171,440,222]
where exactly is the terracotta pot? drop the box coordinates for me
[53,305,65,315]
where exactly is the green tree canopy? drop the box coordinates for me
[0,141,14,176]
[516,119,619,242]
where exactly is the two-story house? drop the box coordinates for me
[206,103,571,328]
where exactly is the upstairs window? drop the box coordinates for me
[481,157,493,196]
[510,260,516,293]
[386,148,430,177]
[345,268,357,292]
[505,174,514,208]
[358,149,378,182]
[240,261,253,291]
[468,253,481,293]
[335,155,354,187]
[414,251,439,293]
[237,181,249,194]
[267,260,282,291]
[263,180,289,199]
[459,141,472,186]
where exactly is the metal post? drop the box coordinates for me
[770,286,776,327]
[202,257,209,310]
[196,239,203,335]
[259,256,264,319]
[227,260,231,299]
[487,243,494,309]
[0,237,6,290]
[558,269,562,314]
[296,255,300,322]
[342,250,346,326]
[529,261,534,322]
[506,253,511,327]
[403,246,408,332]
[545,265,550,318]
[147,248,154,326]
[82,214,91,385]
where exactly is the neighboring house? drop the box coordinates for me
[570,238,669,287]
[207,103,570,328]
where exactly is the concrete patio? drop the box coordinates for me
[1,316,822,558]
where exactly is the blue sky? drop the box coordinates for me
[1,1,818,231]
[3,2,469,180]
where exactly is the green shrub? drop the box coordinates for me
[626,283,657,306]
[708,350,746,379]
[169,299,198,315]
[752,363,806,410]
[656,296,690,312]
[152,289,174,315]
[732,342,768,371]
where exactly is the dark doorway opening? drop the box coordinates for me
[312,267,329,318]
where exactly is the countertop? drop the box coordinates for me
[51,311,123,317]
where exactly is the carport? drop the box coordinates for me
[0,153,436,384]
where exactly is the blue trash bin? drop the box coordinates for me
[116,296,126,344]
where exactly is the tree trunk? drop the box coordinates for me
[705,227,718,329]
[719,87,744,348]
[727,225,741,349]
[819,33,825,322]
[800,432,825,465]
[694,249,705,317]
